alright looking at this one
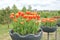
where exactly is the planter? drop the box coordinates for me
[9,29,42,40]
[56,18,60,27]
[57,23,60,27]
[41,26,57,33]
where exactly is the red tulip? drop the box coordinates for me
[23,15,28,19]
[18,11,24,16]
[21,12,24,16]
[28,15,33,20]
[33,15,37,19]
[18,11,21,16]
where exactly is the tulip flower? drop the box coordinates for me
[10,15,14,19]
[26,18,30,22]
[9,11,41,35]
[36,15,40,20]
[20,12,24,16]
[42,18,47,22]
[32,12,37,15]
[33,15,37,19]
[26,11,31,15]
[15,13,19,18]
[41,18,57,27]
[10,13,14,16]
[20,22,24,25]
[18,11,21,16]
[28,15,33,20]
[22,15,28,19]
[42,19,46,22]
[49,20,55,22]
[13,18,17,22]
[18,11,24,16]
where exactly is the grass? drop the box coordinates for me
[0,24,13,40]
[0,24,13,34]
[0,24,60,40]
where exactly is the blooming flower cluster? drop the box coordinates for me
[53,16,60,19]
[10,11,41,35]
[41,18,57,27]
[10,11,40,21]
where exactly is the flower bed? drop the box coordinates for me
[41,18,57,32]
[10,11,41,35]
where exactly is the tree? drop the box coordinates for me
[58,11,60,16]
[28,5,32,11]
[0,6,11,24]
[11,4,19,13]
[4,6,11,28]
[22,6,26,12]
[0,9,4,24]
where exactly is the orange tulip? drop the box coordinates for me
[15,13,19,18]
[50,18,55,20]
[50,18,56,20]
[10,13,14,16]
[42,18,47,22]
[20,12,24,16]
[23,15,28,19]
[50,18,57,20]
[28,15,33,20]
[26,19,30,22]
[20,22,24,25]
[37,15,40,18]
[26,11,31,15]
[49,19,55,22]
[32,12,37,15]
[13,18,17,22]
[37,18,40,20]
[33,15,37,19]
[36,15,40,20]
[42,19,46,22]
[10,15,14,19]
[46,18,49,20]
[53,16,60,19]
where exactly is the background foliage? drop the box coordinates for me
[0,4,60,24]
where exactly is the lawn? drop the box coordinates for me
[0,24,60,40]
[0,24,13,40]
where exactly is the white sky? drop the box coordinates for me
[0,0,60,10]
